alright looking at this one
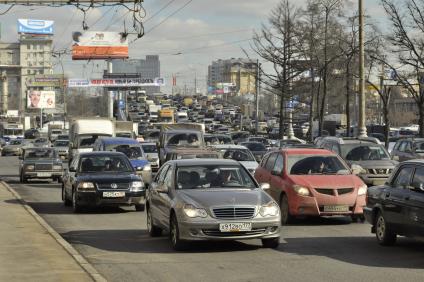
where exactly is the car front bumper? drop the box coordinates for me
[177,217,281,241]
[76,190,146,207]
[23,171,63,179]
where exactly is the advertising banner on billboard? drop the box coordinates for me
[68,78,165,88]
[26,74,64,87]
[72,31,128,60]
[18,19,54,35]
[27,91,56,109]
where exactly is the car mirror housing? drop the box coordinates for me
[271,170,281,176]
[157,184,169,193]
[69,167,76,172]
[351,164,365,175]
[260,183,271,191]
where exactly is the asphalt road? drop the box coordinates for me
[1,156,424,282]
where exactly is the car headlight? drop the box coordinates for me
[77,182,95,191]
[183,204,207,218]
[143,164,151,171]
[293,185,311,196]
[259,202,279,217]
[130,181,144,191]
[26,165,34,170]
[358,184,368,196]
[53,165,62,170]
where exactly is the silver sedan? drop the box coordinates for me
[146,159,281,250]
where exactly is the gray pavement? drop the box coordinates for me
[0,180,93,282]
[1,155,424,281]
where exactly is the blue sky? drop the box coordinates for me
[0,0,384,93]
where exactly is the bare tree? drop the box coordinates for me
[381,0,424,137]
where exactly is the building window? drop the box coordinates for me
[27,44,30,50]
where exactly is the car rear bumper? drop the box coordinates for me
[177,218,281,241]
[76,190,145,206]
[24,171,63,179]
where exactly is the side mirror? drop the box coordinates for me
[156,184,169,193]
[260,183,271,191]
[271,170,281,176]
[351,164,365,175]
[392,155,399,161]
[69,167,76,172]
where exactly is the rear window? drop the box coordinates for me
[242,142,266,151]
[288,154,349,175]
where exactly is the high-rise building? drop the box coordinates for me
[112,55,161,95]
[208,58,257,95]
[0,34,53,112]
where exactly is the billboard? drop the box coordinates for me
[72,31,128,60]
[26,74,64,87]
[215,83,236,94]
[18,19,54,35]
[27,91,55,109]
[68,78,165,88]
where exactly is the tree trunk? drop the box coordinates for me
[279,86,285,139]
[308,68,315,142]
[419,102,424,138]
[383,101,390,149]
[345,62,351,137]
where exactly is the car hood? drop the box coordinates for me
[347,159,398,168]
[240,161,259,171]
[4,145,21,150]
[24,159,59,164]
[145,153,158,160]
[130,159,149,168]
[77,173,139,183]
[289,175,361,189]
[177,188,270,208]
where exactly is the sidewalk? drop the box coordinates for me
[0,182,96,282]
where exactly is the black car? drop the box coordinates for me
[240,141,267,162]
[364,160,424,245]
[62,152,146,213]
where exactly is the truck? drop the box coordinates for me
[0,121,24,140]
[183,97,193,107]
[148,104,161,123]
[159,109,175,123]
[68,118,115,163]
[48,123,64,142]
[115,121,137,138]
[158,123,205,165]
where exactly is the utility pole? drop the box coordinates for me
[255,59,260,136]
[0,71,8,115]
[194,71,197,96]
[358,0,367,137]
[379,63,384,125]
[107,60,114,119]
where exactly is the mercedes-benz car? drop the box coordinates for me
[19,148,63,183]
[146,159,281,250]
[62,151,145,213]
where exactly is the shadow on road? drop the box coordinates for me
[61,229,261,254]
[281,236,424,269]
[287,216,356,226]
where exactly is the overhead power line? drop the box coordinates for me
[143,0,177,24]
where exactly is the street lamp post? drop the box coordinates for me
[358,0,367,137]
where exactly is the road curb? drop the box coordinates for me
[1,181,107,282]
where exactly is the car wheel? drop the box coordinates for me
[170,214,188,251]
[147,207,162,237]
[261,237,280,249]
[135,203,145,212]
[280,194,293,225]
[62,185,72,206]
[72,190,83,213]
[375,211,396,246]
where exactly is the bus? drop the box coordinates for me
[0,122,24,140]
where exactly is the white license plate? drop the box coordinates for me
[103,191,125,198]
[323,205,349,212]
[37,172,51,177]
[219,222,252,232]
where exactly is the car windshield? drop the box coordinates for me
[288,154,349,175]
[79,155,133,173]
[165,132,202,147]
[205,136,220,145]
[343,144,390,161]
[106,144,144,160]
[219,149,256,162]
[141,144,158,153]
[414,142,424,153]
[10,140,22,145]
[242,142,266,151]
[58,135,68,140]
[78,134,108,148]
[176,165,256,189]
[216,136,232,144]
[54,140,69,147]
[25,149,56,159]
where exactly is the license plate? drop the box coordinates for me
[37,172,51,177]
[219,222,252,232]
[103,191,125,198]
[323,205,349,212]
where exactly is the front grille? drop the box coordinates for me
[368,168,392,175]
[212,207,256,219]
[96,183,130,190]
[35,164,52,170]
[202,228,266,237]
[315,188,334,196]
[337,188,354,195]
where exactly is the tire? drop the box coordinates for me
[147,207,162,237]
[261,237,280,249]
[62,185,72,206]
[170,214,188,251]
[135,203,145,212]
[72,190,83,213]
[280,194,293,225]
[375,211,397,246]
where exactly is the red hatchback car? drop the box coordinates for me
[254,148,367,224]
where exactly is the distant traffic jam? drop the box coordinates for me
[1,93,423,250]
